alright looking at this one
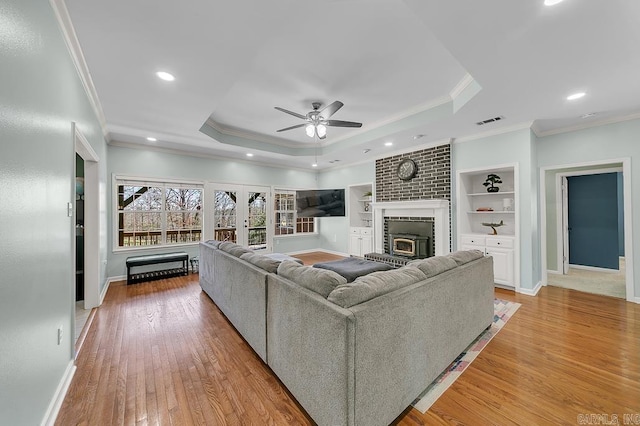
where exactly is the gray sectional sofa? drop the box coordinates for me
[199,241,495,426]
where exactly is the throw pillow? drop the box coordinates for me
[277,261,347,298]
[327,266,427,308]
[240,252,280,274]
[448,250,484,266]
[407,255,457,278]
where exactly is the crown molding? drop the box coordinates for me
[203,118,318,149]
[50,0,108,136]
[532,112,640,138]
[453,121,534,144]
[449,73,475,100]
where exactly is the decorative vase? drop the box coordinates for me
[487,187,500,193]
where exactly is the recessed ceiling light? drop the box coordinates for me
[312,163,318,168]
[246,153,254,157]
[384,142,393,147]
[146,137,157,142]
[156,71,175,82]
[363,149,371,154]
[544,0,564,5]
[413,134,426,140]
[567,92,586,101]
[581,112,596,119]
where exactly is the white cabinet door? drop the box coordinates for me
[349,234,362,256]
[486,247,514,285]
[361,235,373,255]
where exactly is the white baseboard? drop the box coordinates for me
[518,281,542,296]
[101,275,125,303]
[570,263,620,273]
[41,360,76,426]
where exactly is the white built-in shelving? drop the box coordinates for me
[457,166,519,289]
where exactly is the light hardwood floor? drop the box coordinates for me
[56,256,640,425]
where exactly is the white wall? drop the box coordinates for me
[0,0,108,424]
[537,118,640,300]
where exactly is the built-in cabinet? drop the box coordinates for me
[348,183,373,256]
[460,234,515,286]
[457,165,518,289]
[349,227,373,257]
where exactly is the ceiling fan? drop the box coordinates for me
[275,101,362,139]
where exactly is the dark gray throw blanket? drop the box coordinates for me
[313,257,392,282]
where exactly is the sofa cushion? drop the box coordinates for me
[219,241,252,258]
[327,266,427,308]
[407,255,458,278]
[448,250,484,266]
[277,261,347,298]
[240,252,281,273]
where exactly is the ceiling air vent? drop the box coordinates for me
[476,116,504,126]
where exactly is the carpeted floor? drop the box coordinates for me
[547,258,626,299]
[412,298,520,413]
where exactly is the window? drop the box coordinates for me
[274,190,315,235]
[115,178,203,248]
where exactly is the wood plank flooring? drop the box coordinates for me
[56,255,640,425]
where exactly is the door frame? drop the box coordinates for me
[73,123,100,309]
[540,158,635,303]
[207,183,273,252]
[557,167,622,274]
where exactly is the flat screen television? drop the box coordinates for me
[296,189,346,217]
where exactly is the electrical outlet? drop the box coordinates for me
[57,326,63,345]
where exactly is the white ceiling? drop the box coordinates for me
[65,0,640,170]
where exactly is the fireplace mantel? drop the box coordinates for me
[371,200,450,256]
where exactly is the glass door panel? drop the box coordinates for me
[214,190,237,243]
[246,190,267,251]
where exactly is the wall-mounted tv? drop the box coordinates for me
[296,189,346,217]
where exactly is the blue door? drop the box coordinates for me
[567,173,619,270]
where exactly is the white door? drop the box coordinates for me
[210,184,271,252]
[486,248,514,285]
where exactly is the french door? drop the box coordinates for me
[209,184,271,252]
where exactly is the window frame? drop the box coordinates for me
[112,175,204,252]
[273,188,317,238]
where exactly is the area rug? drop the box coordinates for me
[412,298,521,413]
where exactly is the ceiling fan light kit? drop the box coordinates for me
[275,100,362,139]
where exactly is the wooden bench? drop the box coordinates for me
[126,252,189,284]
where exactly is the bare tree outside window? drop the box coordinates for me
[117,181,202,247]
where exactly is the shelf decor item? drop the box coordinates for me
[482,220,504,235]
[483,173,502,192]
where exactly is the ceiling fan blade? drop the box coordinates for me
[274,106,307,120]
[325,120,362,128]
[276,123,306,132]
[319,101,344,119]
